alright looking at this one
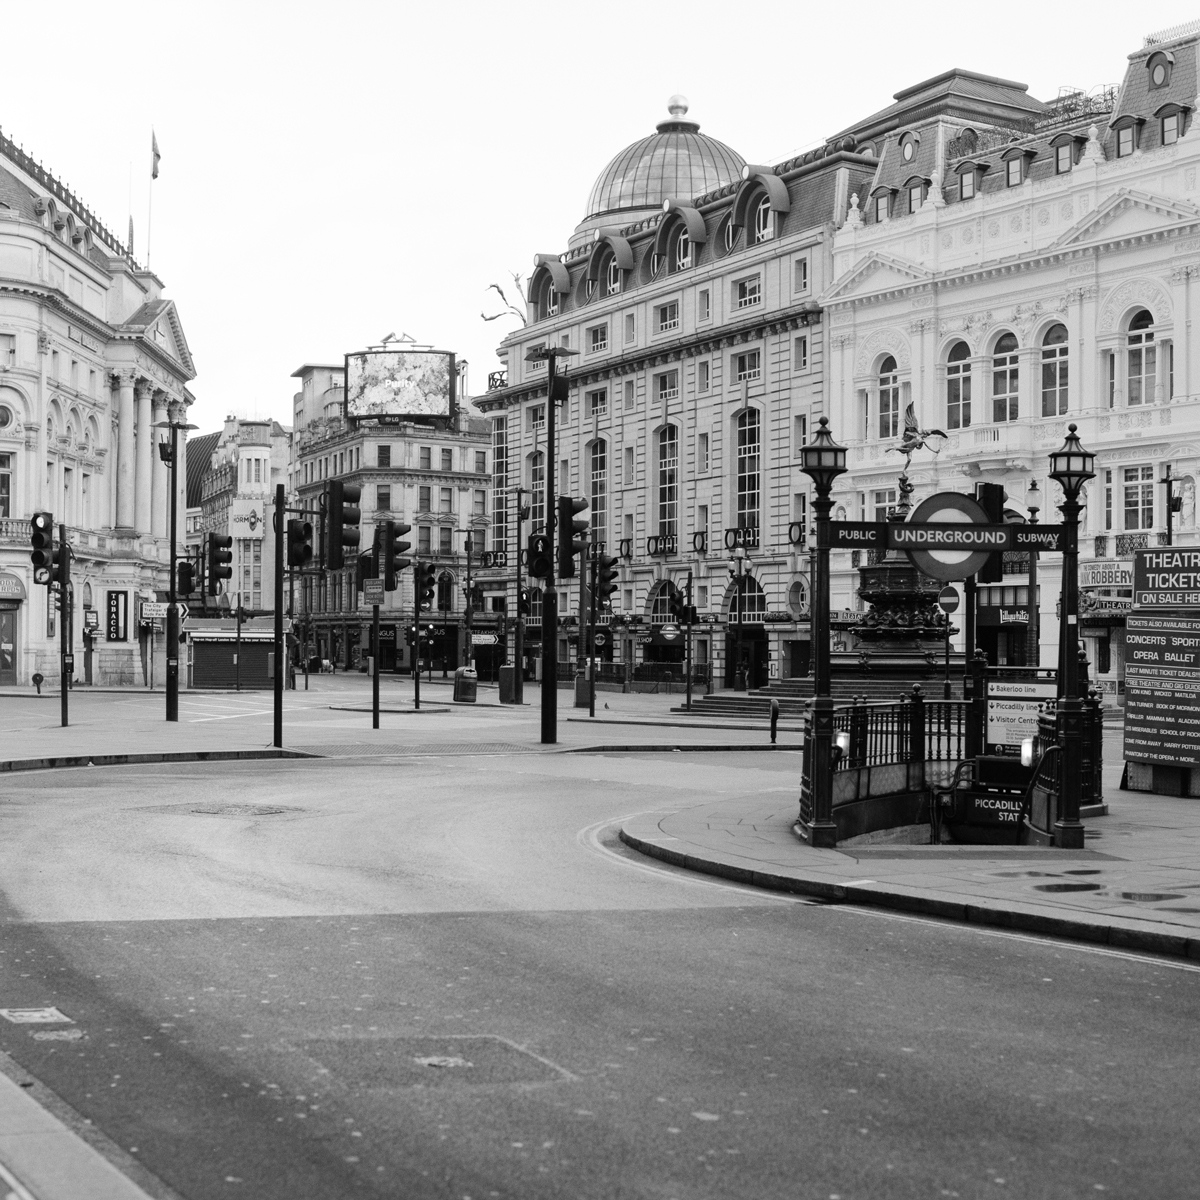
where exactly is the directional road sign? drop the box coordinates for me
[142,602,169,619]
[471,632,497,646]
[363,578,385,605]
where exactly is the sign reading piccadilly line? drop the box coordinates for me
[229,496,266,539]
[1132,549,1200,607]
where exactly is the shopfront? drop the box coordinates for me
[0,571,24,686]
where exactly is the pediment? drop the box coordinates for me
[1051,188,1200,250]
[825,251,931,302]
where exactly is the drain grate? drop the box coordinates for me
[305,1035,572,1088]
[1033,882,1103,893]
[299,742,531,758]
[1120,892,1185,903]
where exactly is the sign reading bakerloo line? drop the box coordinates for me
[826,492,1066,582]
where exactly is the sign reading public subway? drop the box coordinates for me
[828,522,1065,552]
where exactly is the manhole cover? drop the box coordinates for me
[1033,882,1103,893]
[191,803,294,817]
[1120,892,1185,902]
[305,1036,572,1088]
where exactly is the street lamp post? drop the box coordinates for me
[464,532,473,669]
[1048,423,1095,851]
[800,417,848,849]
[729,547,747,691]
[156,411,196,723]
[1162,463,1180,546]
[1025,479,1040,668]
[513,487,530,704]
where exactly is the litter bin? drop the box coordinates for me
[498,664,516,704]
[453,666,477,703]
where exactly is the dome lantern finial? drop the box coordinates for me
[667,94,689,119]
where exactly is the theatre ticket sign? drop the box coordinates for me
[1125,550,1200,765]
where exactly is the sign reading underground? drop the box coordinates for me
[826,495,1065,581]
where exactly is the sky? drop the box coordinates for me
[3,0,1196,436]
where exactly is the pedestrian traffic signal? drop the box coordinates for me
[29,512,53,582]
[177,560,196,595]
[528,533,552,580]
[49,537,69,588]
[518,586,531,615]
[207,533,233,595]
[417,562,436,609]
[557,496,589,578]
[384,521,412,591]
[287,519,314,568]
[326,480,361,571]
[595,554,619,603]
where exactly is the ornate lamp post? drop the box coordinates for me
[800,417,848,848]
[729,546,747,690]
[1025,479,1040,668]
[155,409,197,723]
[1048,423,1095,850]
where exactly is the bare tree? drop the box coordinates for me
[481,273,528,326]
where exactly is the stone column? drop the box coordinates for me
[135,379,153,537]
[115,370,137,530]
[171,399,189,537]
[151,392,169,538]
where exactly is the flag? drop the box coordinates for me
[151,131,160,180]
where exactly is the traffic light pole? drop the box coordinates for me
[166,421,180,723]
[541,356,560,745]
[588,543,599,718]
[514,488,528,704]
[372,601,380,730]
[685,570,694,712]
[273,484,284,748]
[59,522,69,729]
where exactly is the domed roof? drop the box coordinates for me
[584,97,745,220]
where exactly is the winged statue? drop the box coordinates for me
[887,402,947,472]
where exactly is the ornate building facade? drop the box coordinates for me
[473,99,877,686]
[825,22,1200,701]
[0,127,194,687]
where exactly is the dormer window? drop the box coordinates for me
[1056,143,1072,173]
[873,189,894,222]
[721,217,735,253]
[1006,157,1023,187]
[606,258,621,296]
[959,170,976,200]
[899,131,920,164]
[753,196,773,244]
[905,177,927,213]
[673,232,691,272]
[1148,50,1174,90]
[1114,116,1143,158]
[1164,112,1180,145]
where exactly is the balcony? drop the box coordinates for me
[1115,531,1170,556]
[723,526,759,551]
[487,370,508,391]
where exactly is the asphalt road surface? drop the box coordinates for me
[0,750,1195,1199]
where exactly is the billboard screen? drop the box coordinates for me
[344,349,456,423]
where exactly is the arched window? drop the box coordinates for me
[753,196,773,244]
[540,277,558,320]
[736,409,760,529]
[673,230,691,272]
[946,341,971,430]
[729,573,767,620]
[992,333,1019,422]
[1128,309,1156,406]
[658,426,678,537]
[529,452,545,531]
[1041,324,1068,416]
[722,217,735,253]
[605,257,621,297]
[879,356,900,439]
[650,582,674,623]
[590,439,607,546]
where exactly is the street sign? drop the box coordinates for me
[177,602,190,624]
[937,586,960,614]
[595,633,608,646]
[33,567,49,585]
[470,632,497,645]
[902,494,994,581]
[141,602,169,618]
[363,578,384,604]
[827,518,1066,558]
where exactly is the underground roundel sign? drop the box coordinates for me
[902,492,995,582]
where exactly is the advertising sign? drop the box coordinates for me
[106,590,127,642]
[344,349,456,423]
[987,679,1057,754]
[363,578,384,605]
[1132,549,1200,608]
[1123,611,1200,766]
[229,497,266,540]
[1080,560,1133,589]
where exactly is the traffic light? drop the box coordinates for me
[557,496,589,578]
[287,519,314,569]
[518,587,531,615]
[384,521,412,591]
[49,537,69,588]
[417,562,436,610]
[207,533,233,595]
[177,560,196,595]
[976,482,1005,584]
[326,480,362,571]
[437,572,453,612]
[29,512,53,583]
[528,533,552,579]
[356,550,377,589]
[595,554,619,603]
[667,584,687,623]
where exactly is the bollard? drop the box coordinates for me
[32,672,44,696]
[770,698,779,745]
